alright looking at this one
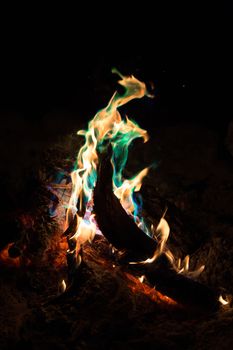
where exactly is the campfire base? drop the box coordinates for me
[1,121,233,349]
[0,236,231,350]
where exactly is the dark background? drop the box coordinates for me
[0,3,232,192]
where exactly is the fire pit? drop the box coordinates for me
[0,71,232,349]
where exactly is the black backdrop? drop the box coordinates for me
[0,3,232,186]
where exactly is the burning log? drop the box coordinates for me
[144,255,220,311]
[94,145,158,262]
[93,146,220,311]
[61,71,220,311]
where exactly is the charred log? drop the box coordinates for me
[144,254,220,311]
[93,146,220,310]
[93,146,158,262]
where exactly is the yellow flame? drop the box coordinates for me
[130,211,205,279]
[131,216,170,264]
[65,71,149,250]
[138,275,145,283]
[114,167,149,215]
[70,214,96,245]
[64,70,204,283]
[219,295,229,305]
[61,279,66,293]
[155,217,170,253]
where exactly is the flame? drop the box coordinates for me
[65,69,205,281]
[65,70,151,250]
[130,210,205,278]
[219,294,229,306]
[138,275,145,283]
[60,279,67,293]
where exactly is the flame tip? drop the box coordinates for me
[219,294,229,306]
[60,279,67,293]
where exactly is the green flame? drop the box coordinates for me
[66,70,151,238]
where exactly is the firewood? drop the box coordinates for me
[93,146,220,310]
[93,145,158,261]
[143,254,220,311]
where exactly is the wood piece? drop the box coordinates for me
[93,145,220,310]
[93,145,158,261]
[143,254,220,311]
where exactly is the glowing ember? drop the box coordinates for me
[52,238,69,267]
[0,243,21,267]
[125,272,178,306]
